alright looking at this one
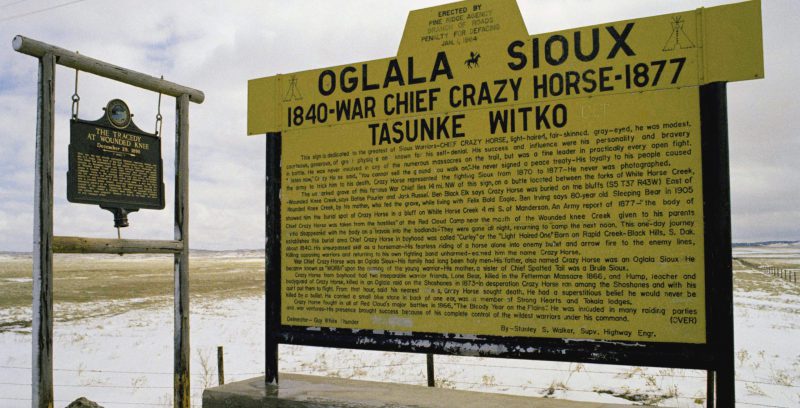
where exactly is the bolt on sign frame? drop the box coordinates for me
[249,1,763,407]
[13,35,204,408]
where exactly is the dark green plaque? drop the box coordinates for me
[67,100,164,211]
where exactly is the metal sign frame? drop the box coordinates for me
[13,35,204,408]
[264,82,733,407]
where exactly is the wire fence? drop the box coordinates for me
[0,397,170,407]
[3,362,794,388]
[737,258,799,284]
[2,360,798,408]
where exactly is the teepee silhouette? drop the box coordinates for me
[283,75,303,101]
[663,16,696,51]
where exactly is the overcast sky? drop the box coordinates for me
[0,0,796,251]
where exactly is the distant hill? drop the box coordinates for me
[732,241,799,248]
[189,248,263,254]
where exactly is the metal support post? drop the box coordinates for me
[265,133,281,385]
[700,82,734,408]
[706,371,715,408]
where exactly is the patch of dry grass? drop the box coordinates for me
[734,258,800,297]
[0,253,264,330]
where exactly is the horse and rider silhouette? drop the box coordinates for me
[465,51,480,68]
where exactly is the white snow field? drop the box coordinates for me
[0,247,798,407]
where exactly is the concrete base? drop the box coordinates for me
[203,374,649,408]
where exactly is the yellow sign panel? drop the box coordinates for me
[283,87,705,343]
[248,0,763,135]
[251,0,763,344]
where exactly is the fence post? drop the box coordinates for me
[217,346,224,386]
[426,354,435,387]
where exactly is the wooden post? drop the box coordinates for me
[32,52,55,408]
[426,354,435,387]
[217,346,225,386]
[14,36,203,408]
[174,94,191,408]
[53,236,183,254]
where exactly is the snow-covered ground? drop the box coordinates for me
[1,249,798,407]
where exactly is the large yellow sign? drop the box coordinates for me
[249,0,763,344]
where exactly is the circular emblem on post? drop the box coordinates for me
[106,99,131,129]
